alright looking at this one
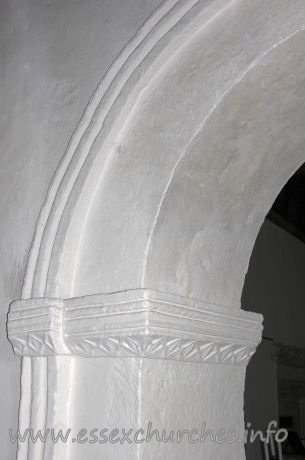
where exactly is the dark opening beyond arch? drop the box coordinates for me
[243,163,305,460]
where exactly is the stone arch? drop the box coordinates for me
[21,0,305,305]
[7,1,305,459]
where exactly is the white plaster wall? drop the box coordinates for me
[0,1,163,458]
[244,339,277,460]
[65,3,305,306]
[2,1,305,459]
[67,357,246,460]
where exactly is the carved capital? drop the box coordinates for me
[8,289,262,365]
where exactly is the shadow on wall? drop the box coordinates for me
[243,177,305,460]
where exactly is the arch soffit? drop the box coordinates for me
[21,0,305,307]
